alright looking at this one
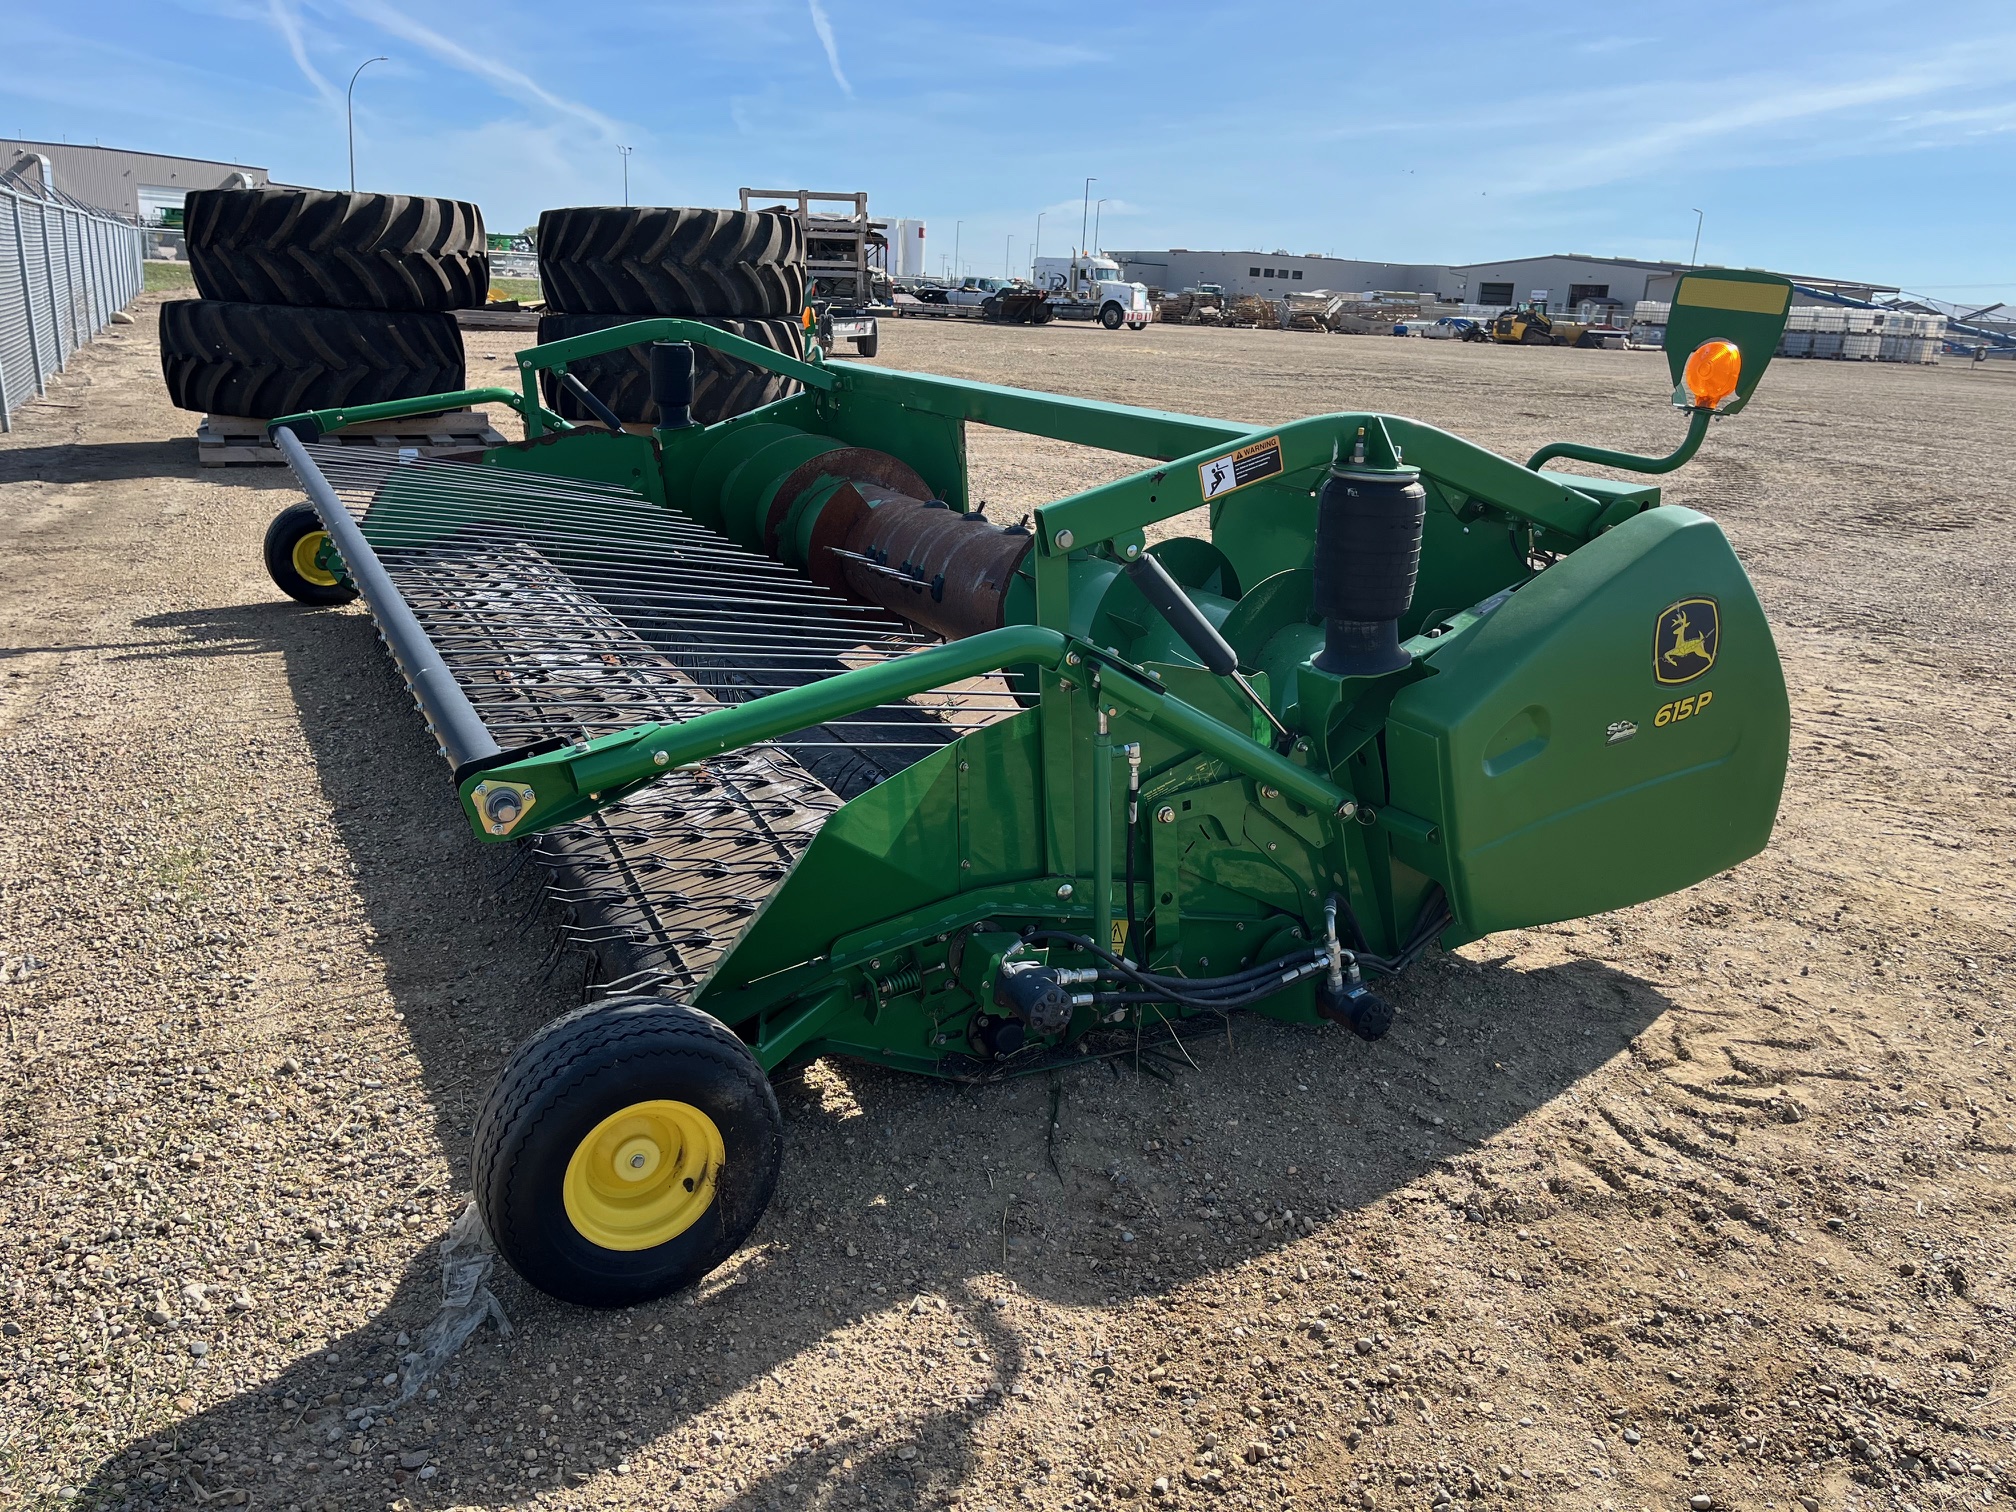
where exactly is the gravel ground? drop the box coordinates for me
[2,296,2011,1512]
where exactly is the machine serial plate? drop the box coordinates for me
[1199,437,1284,500]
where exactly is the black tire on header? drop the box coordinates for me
[182,188,488,311]
[536,207,806,318]
[159,299,465,416]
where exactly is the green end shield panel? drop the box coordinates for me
[1663,269,1792,414]
[1382,507,1789,937]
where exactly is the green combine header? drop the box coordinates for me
[263,268,1795,1305]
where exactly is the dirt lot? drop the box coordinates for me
[2,296,2012,1512]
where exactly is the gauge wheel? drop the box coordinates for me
[263,501,357,605]
[473,996,782,1308]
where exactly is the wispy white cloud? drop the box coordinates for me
[346,0,626,141]
[265,0,340,107]
[807,0,853,97]
[968,36,1107,67]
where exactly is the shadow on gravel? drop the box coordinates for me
[0,438,198,483]
[0,604,328,663]
[73,593,1675,1512]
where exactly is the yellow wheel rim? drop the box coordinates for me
[562,1099,724,1251]
[291,529,339,588]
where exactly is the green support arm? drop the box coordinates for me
[1097,667,1351,817]
[835,365,1250,461]
[268,387,575,441]
[1030,411,1613,560]
[454,622,1355,843]
[458,625,1072,840]
[519,318,839,436]
[1526,406,1714,475]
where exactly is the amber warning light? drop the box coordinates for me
[1680,338,1743,411]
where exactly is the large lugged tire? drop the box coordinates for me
[535,313,803,426]
[183,188,488,311]
[160,299,465,417]
[537,207,805,318]
[473,997,783,1307]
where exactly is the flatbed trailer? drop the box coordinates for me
[892,289,1054,324]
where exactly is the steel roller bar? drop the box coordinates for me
[275,427,503,775]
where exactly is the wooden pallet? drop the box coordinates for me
[454,307,541,331]
[196,410,507,467]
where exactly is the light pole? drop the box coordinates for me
[1033,211,1044,276]
[954,220,962,283]
[1005,234,1013,278]
[1080,177,1095,257]
[618,146,633,206]
[346,56,389,194]
[1690,208,1704,266]
[1093,197,1108,254]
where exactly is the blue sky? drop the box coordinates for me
[8,0,2015,304]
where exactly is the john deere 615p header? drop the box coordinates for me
[262,268,1794,1306]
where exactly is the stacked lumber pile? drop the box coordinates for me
[1155,291,1227,325]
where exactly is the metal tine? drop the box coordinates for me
[389,562,915,621]
[304,452,899,606]
[405,618,926,653]
[437,673,1024,701]
[387,548,899,608]
[366,527,914,606]
[404,621,920,655]
[385,559,931,631]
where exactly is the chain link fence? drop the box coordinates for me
[0,165,145,433]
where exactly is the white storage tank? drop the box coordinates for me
[886,218,927,279]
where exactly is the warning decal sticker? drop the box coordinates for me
[1198,436,1284,500]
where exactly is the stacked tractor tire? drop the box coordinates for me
[161,189,487,417]
[533,206,807,428]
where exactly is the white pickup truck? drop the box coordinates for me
[1031,254,1152,330]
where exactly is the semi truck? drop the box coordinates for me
[1031,253,1152,329]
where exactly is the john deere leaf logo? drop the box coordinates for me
[1655,598,1718,684]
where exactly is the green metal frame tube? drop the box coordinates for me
[1100,673,1351,816]
[571,626,1069,795]
[520,318,837,389]
[514,319,837,438]
[268,387,573,440]
[1092,704,1113,955]
[1526,406,1712,475]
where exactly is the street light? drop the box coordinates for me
[954,220,962,282]
[1690,208,1704,266]
[1080,177,1095,258]
[1093,197,1108,254]
[1033,211,1044,276]
[618,146,633,207]
[346,56,389,194]
[1005,234,1013,278]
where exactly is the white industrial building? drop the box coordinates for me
[1439,255,1683,313]
[1110,249,1445,299]
[1112,248,1708,313]
[1,140,268,227]
[1642,268,1898,306]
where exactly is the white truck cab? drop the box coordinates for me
[1031,254,1152,330]
[945,278,1008,308]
